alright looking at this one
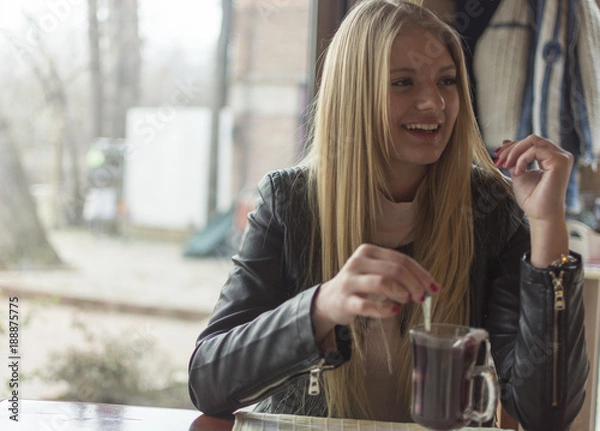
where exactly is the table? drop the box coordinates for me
[0,399,221,430]
[0,400,511,431]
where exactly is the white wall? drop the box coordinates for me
[124,107,232,232]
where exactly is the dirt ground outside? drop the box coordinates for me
[11,303,209,408]
[0,229,232,408]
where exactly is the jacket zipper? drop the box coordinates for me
[238,358,328,404]
[308,358,327,395]
[551,269,565,407]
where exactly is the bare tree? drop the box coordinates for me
[86,0,142,140]
[0,115,61,269]
[88,0,105,138]
[108,0,141,138]
[3,18,85,226]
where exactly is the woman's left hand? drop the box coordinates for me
[494,134,574,223]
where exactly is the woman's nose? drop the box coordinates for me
[415,86,445,112]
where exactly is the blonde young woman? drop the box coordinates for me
[188,1,588,429]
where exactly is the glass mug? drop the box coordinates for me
[409,323,498,430]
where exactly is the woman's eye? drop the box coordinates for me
[441,77,457,86]
[392,78,412,87]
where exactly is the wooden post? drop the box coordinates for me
[308,0,360,100]
[208,0,233,219]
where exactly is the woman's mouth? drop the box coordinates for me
[402,123,441,139]
[402,123,440,133]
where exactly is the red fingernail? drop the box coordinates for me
[430,283,440,293]
[392,305,401,313]
[420,294,426,303]
[493,147,502,155]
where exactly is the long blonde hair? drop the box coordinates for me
[302,0,507,420]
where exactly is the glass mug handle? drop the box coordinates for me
[465,364,499,423]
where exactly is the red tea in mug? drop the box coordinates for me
[409,324,498,430]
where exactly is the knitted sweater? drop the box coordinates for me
[470,0,600,165]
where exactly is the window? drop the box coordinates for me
[0,0,311,408]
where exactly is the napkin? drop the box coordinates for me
[233,411,509,431]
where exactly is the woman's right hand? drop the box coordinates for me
[311,244,440,342]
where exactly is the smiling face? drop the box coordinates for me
[387,27,460,174]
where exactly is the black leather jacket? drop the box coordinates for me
[188,166,588,431]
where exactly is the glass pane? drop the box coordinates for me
[0,0,311,409]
